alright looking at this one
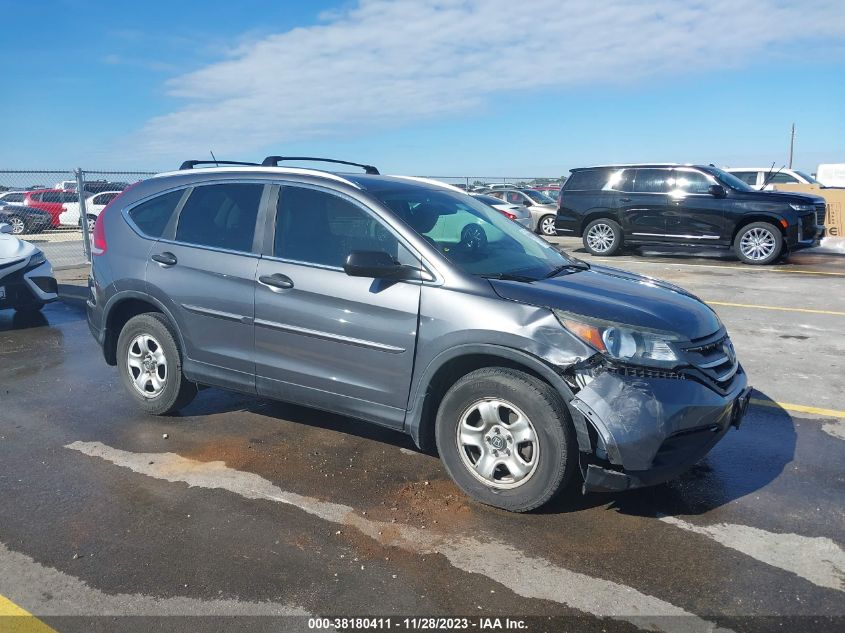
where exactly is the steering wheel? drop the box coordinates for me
[460,223,488,251]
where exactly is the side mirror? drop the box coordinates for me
[344,250,432,281]
[0,223,12,235]
[523,199,532,206]
[708,184,727,198]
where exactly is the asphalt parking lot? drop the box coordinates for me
[1,240,844,632]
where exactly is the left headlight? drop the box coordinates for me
[553,309,682,367]
[28,250,47,267]
[789,203,814,212]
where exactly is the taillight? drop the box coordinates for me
[498,209,517,220]
[91,208,108,255]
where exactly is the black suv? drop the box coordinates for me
[555,164,825,264]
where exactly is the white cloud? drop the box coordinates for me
[137,0,844,159]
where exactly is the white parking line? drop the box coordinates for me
[66,440,733,633]
[659,516,845,592]
[0,541,308,617]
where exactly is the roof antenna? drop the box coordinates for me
[209,150,219,166]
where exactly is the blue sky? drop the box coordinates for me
[1,0,843,177]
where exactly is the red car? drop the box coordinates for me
[23,189,79,227]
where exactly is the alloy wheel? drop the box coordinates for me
[9,216,25,234]
[127,334,168,398]
[740,227,776,261]
[540,216,556,236]
[586,223,615,253]
[456,398,539,489]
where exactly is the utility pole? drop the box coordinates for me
[788,123,795,168]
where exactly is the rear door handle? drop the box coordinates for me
[151,252,177,267]
[259,273,294,290]
[619,197,632,202]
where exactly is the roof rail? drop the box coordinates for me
[179,160,260,170]
[261,156,379,175]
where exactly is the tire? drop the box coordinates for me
[733,221,783,265]
[435,367,577,512]
[582,218,623,256]
[14,303,44,314]
[537,214,557,236]
[116,312,197,415]
[8,216,26,235]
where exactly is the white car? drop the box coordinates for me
[724,167,821,190]
[0,222,58,313]
[470,193,533,229]
[58,190,122,228]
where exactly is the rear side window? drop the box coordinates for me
[274,186,403,268]
[128,189,185,238]
[731,171,759,186]
[41,192,63,203]
[768,172,800,184]
[607,169,634,192]
[563,168,614,191]
[176,183,263,253]
[632,169,670,194]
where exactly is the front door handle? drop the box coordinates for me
[259,273,294,290]
[619,197,632,202]
[151,252,177,267]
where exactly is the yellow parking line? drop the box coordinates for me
[0,595,56,633]
[751,399,845,419]
[589,258,845,276]
[706,300,845,317]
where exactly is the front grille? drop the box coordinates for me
[608,365,685,380]
[815,202,827,227]
[681,333,739,391]
[801,213,816,238]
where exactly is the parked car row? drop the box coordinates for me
[0,181,129,232]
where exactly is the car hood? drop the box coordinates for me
[760,190,826,205]
[0,233,35,263]
[489,264,721,340]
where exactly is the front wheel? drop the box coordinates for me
[734,222,783,265]
[435,367,577,512]
[582,218,623,256]
[8,216,26,235]
[116,313,197,415]
[538,214,557,236]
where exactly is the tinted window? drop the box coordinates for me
[274,186,405,268]
[41,192,63,203]
[94,192,119,205]
[129,190,185,238]
[670,170,712,194]
[2,193,24,202]
[768,172,799,184]
[562,168,614,191]
[61,192,79,203]
[607,169,634,191]
[474,195,504,205]
[632,169,670,194]
[176,183,263,252]
[731,171,759,186]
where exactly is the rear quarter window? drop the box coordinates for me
[563,169,614,191]
[128,189,185,238]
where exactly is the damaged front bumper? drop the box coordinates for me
[569,369,751,493]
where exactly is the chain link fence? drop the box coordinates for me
[0,169,155,268]
[0,169,560,270]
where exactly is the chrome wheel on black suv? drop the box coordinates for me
[582,218,623,256]
[734,222,783,265]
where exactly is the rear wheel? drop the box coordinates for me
[117,313,197,415]
[14,303,44,314]
[734,222,783,265]
[582,218,623,256]
[538,214,557,236]
[435,367,576,512]
[8,216,26,235]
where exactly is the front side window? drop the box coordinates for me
[768,172,800,184]
[274,185,408,268]
[632,169,670,194]
[505,191,526,205]
[42,192,63,203]
[670,170,712,194]
[2,193,25,202]
[176,183,263,253]
[128,189,185,238]
[524,190,555,204]
[370,188,574,280]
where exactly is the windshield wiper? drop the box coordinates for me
[544,261,590,278]
[480,272,537,283]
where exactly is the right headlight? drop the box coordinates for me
[553,309,682,367]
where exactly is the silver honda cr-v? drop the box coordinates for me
[87,157,751,512]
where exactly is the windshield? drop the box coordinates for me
[371,188,574,280]
[524,189,555,204]
[795,170,820,184]
[708,167,755,192]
